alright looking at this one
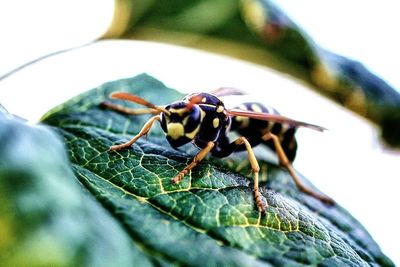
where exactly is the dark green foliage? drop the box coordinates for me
[0,108,145,267]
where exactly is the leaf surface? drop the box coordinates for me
[41,73,394,266]
[0,107,150,267]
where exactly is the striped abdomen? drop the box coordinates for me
[229,102,298,162]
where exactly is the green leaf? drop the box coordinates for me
[104,0,400,147]
[41,73,394,266]
[0,106,150,266]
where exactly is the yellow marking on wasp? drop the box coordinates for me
[239,104,248,110]
[266,121,274,132]
[182,115,189,126]
[167,123,184,140]
[235,116,249,128]
[201,97,207,103]
[185,124,200,139]
[236,104,248,121]
[213,118,220,128]
[251,103,262,113]
[199,108,206,120]
[279,124,290,139]
[216,105,224,113]
[169,108,187,116]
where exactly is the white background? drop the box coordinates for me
[0,0,399,265]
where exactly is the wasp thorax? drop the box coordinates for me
[160,101,202,148]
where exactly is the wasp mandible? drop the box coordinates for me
[101,88,334,214]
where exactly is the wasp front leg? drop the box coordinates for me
[172,141,215,184]
[213,137,267,214]
[110,115,161,151]
[261,132,335,205]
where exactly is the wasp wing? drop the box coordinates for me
[227,108,326,132]
[210,87,247,97]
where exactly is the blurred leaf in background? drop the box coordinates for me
[101,0,400,147]
[0,107,143,267]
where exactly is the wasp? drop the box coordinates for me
[101,88,334,214]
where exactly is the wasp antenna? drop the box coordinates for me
[185,95,204,111]
[110,92,170,115]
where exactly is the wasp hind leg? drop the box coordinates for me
[261,132,335,205]
[214,137,267,214]
[110,115,161,151]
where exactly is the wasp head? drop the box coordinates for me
[160,101,202,148]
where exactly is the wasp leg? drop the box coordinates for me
[110,115,161,151]
[236,137,266,214]
[213,137,267,214]
[261,132,335,205]
[101,101,160,115]
[172,141,215,184]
